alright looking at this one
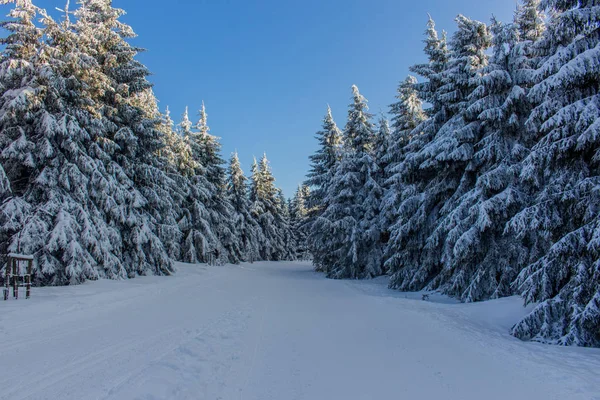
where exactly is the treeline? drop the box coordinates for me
[0,0,310,285]
[305,0,599,347]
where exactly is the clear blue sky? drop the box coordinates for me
[10,0,515,197]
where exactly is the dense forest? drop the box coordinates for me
[305,0,599,347]
[0,0,310,285]
[0,0,598,348]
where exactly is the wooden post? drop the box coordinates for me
[12,258,18,299]
[3,257,8,301]
[26,259,32,299]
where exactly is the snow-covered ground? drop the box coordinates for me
[1,261,599,400]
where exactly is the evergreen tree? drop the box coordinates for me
[276,188,295,261]
[304,106,343,269]
[514,0,545,43]
[424,16,534,302]
[305,106,343,211]
[290,185,311,261]
[0,2,132,284]
[373,115,391,270]
[251,154,287,260]
[193,104,238,264]
[134,97,189,262]
[382,76,426,272]
[385,17,450,286]
[314,85,383,279]
[74,0,173,277]
[179,107,220,264]
[509,0,600,346]
[409,15,449,116]
[159,106,196,176]
[227,151,261,262]
[389,15,492,292]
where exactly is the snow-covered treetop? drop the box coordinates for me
[345,85,375,153]
[179,107,193,136]
[515,0,546,42]
[196,101,210,136]
[390,75,426,138]
[0,0,42,61]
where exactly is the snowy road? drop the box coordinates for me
[1,261,599,400]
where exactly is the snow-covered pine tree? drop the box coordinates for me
[249,157,267,258]
[182,103,239,264]
[508,0,600,347]
[197,104,240,264]
[372,115,391,272]
[388,15,491,292]
[0,2,131,284]
[409,15,449,117]
[314,85,383,279]
[382,76,426,272]
[386,17,450,288]
[276,188,295,261]
[131,93,190,262]
[250,154,287,260]
[73,0,173,277]
[305,106,343,210]
[290,185,311,261]
[178,107,220,264]
[374,115,391,181]
[227,152,261,262]
[304,106,343,270]
[514,0,545,43]
[0,0,41,197]
[422,15,539,302]
[374,116,392,239]
[159,106,196,177]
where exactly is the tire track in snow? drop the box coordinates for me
[6,326,182,400]
[239,297,267,400]
[0,271,220,354]
[99,303,249,399]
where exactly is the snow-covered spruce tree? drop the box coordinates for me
[158,106,197,262]
[178,107,221,264]
[305,106,343,211]
[0,0,40,202]
[388,15,491,291]
[0,0,40,201]
[131,94,190,262]
[374,115,391,183]
[374,115,392,249]
[381,76,426,272]
[250,154,288,260]
[373,115,392,272]
[423,15,542,302]
[159,106,195,177]
[386,17,449,287]
[192,104,239,264]
[276,188,295,261]
[305,106,343,270]
[515,0,545,43]
[409,15,449,118]
[227,152,261,262]
[0,2,131,284]
[315,85,383,279]
[73,0,173,277]
[290,185,311,260]
[508,0,600,347]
